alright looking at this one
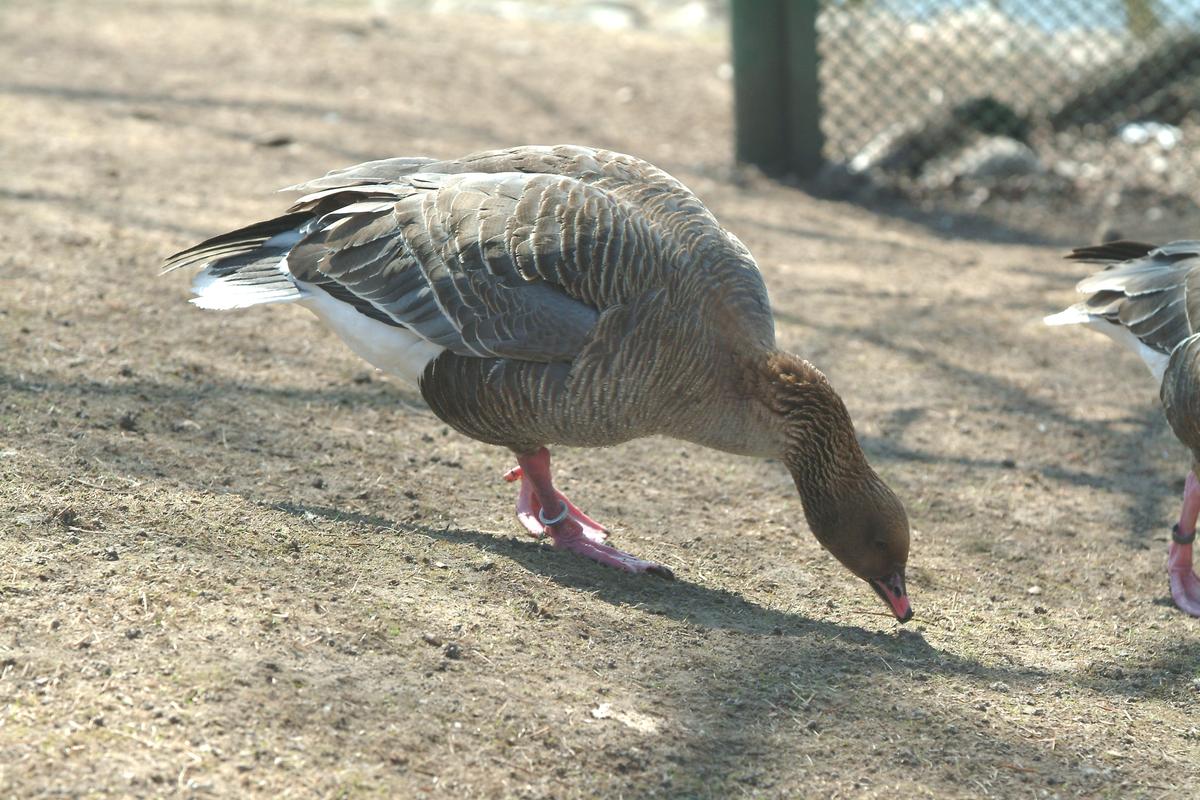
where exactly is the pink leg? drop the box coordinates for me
[505,448,673,579]
[1168,471,1200,617]
[504,466,609,544]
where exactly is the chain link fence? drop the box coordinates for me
[815,1,1200,237]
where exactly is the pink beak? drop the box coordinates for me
[869,569,913,623]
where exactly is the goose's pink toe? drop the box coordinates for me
[549,520,674,579]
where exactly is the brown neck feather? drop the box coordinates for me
[759,352,871,524]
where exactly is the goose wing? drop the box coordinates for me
[1056,240,1200,355]
[289,145,773,342]
[289,145,712,230]
[281,169,677,362]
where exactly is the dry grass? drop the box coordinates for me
[2,2,1199,798]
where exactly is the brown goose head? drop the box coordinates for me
[764,353,913,622]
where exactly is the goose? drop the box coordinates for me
[165,145,913,622]
[1046,240,1200,616]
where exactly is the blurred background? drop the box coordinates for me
[798,0,1200,242]
[12,0,1200,246]
[415,0,1200,245]
[396,0,1200,243]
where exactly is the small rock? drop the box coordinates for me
[117,411,139,432]
[102,547,119,561]
[421,633,442,647]
[473,560,495,572]
[1033,606,1048,615]
[125,628,143,639]
[1001,458,1017,469]
[254,132,294,148]
[352,372,373,384]
[443,642,462,660]
[1027,585,1042,595]
[989,681,1011,693]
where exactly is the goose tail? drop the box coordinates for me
[1043,305,1092,326]
[163,212,312,310]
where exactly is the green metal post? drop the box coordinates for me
[785,1,824,177]
[731,0,824,177]
[731,0,788,171]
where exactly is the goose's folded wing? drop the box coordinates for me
[283,170,668,362]
[1065,240,1200,354]
[288,145,738,259]
[429,146,753,266]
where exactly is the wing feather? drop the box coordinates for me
[1054,240,1200,356]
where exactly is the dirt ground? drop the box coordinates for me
[2,2,1199,798]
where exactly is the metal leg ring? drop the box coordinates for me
[538,504,570,526]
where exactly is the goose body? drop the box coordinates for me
[167,145,912,620]
[1046,240,1200,615]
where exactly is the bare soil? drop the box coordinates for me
[2,2,1199,798]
